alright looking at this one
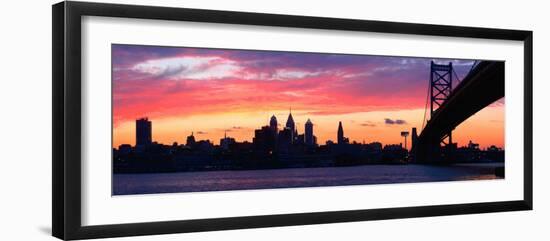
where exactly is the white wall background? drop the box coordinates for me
[0,0,547,240]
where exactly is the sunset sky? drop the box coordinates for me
[112,44,504,149]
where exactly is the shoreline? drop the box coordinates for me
[113,161,504,175]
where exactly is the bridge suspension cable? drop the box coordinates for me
[454,60,479,86]
[468,60,479,74]
[452,68,461,86]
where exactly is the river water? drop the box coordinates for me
[113,163,503,195]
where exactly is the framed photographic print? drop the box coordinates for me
[52,1,533,240]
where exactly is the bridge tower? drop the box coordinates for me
[430,61,453,146]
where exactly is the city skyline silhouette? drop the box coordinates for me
[112,44,504,149]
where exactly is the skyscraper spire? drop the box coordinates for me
[286,109,295,131]
[337,121,344,144]
[286,108,296,142]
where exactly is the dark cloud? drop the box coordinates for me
[384,118,407,125]
[223,126,247,132]
[196,131,208,134]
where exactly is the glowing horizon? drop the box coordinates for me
[112,44,504,150]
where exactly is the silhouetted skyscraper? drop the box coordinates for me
[277,127,293,153]
[305,119,314,146]
[285,109,297,142]
[270,115,278,132]
[337,121,344,144]
[220,131,236,150]
[254,126,277,153]
[186,132,196,147]
[136,118,152,146]
[286,110,295,132]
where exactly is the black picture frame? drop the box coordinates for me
[52,1,533,240]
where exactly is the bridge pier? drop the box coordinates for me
[413,137,456,164]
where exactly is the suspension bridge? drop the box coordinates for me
[411,60,505,163]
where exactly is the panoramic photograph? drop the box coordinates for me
[111,44,505,195]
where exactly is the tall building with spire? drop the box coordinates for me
[305,119,314,146]
[285,109,295,132]
[285,108,297,142]
[337,121,345,144]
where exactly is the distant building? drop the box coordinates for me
[296,134,306,145]
[411,127,418,150]
[253,126,276,153]
[487,145,502,152]
[136,118,152,146]
[220,132,236,150]
[305,119,314,146]
[186,132,196,147]
[277,127,293,153]
[368,142,383,152]
[270,115,278,132]
[382,143,407,162]
[285,109,298,142]
[337,121,344,144]
[337,121,348,144]
[468,140,480,150]
[196,140,213,152]
[117,144,132,155]
[384,144,404,151]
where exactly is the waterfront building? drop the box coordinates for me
[277,127,293,153]
[186,132,196,147]
[136,117,152,146]
[337,121,349,144]
[305,119,314,146]
[220,132,236,150]
[411,127,418,150]
[467,140,480,150]
[270,115,278,132]
[285,109,298,142]
[253,126,277,153]
[117,144,132,155]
